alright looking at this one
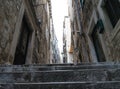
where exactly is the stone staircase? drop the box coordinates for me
[0,62,120,89]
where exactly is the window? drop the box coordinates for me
[80,0,85,8]
[104,0,120,27]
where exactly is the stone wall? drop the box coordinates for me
[70,0,120,63]
[0,0,52,64]
[32,0,51,64]
[70,0,92,63]
[81,0,95,62]
[111,30,120,62]
[80,0,120,62]
[0,0,22,64]
[82,0,93,30]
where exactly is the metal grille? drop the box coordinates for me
[105,0,120,27]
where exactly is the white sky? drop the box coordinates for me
[51,0,68,57]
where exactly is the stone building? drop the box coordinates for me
[32,0,53,64]
[63,16,73,63]
[0,0,54,64]
[50,21,60,64]
[68,0,120,63]
[63,27,67,63]
[52,35,60,63]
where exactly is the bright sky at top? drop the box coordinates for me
[51,0,68,58]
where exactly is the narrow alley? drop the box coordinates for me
[0,0,120,89]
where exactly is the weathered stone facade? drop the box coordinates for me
[0,0,53,64]
[69,0,120,63]
[0,0,22,64]
[32,0,52,64]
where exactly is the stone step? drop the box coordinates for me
[0,62,116,67]
[0,69,120,83]
[0,64,120,72]
[0,81,120,89]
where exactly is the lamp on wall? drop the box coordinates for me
[38,19,42,25]
[96,19,104,33]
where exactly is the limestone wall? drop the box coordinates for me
[80,0,120,62]
[0,0,52,64]
[0,0,22,64]
[32,0,51,64]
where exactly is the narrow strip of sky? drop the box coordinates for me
[51,0,68,56]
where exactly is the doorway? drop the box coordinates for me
[13,16,30,65]
[91,27,106,62]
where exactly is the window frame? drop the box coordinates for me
[104,0,120,28]
[97,0,120,40]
